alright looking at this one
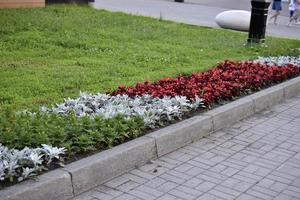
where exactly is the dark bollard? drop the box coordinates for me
[247,0,271,44]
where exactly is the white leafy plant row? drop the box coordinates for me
[0,144,65,183]
[255,56,300,67]
[41,93,205,128]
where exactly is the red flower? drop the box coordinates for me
[111,61,300,106]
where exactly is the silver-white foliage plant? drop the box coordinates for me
[0,144,65,183]
[255,56,300,67]
[41,93,204,128]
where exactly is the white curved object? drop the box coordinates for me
[215,10,251,32]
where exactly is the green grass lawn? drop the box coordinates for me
[0,5,299,111]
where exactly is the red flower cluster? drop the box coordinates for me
[111,61,300,105]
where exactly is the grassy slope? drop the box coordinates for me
[0,5,299,111]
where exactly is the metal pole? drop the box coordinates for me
[247,0,271,44]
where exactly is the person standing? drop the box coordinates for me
[288,0,300,25]
[269,0,282,25]
[289,0,295,20]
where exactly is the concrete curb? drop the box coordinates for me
[0,170,73,200]
[65,136,157,195]
[1,76,299,200]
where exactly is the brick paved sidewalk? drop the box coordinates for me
[73,94,300,200]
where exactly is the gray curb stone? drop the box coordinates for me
[251,84,285,113]
[0,169,73,200]
[64,136,156,195]
[282,76,300,99]
[0,76,299,200]
[146,115,213,157]
[206,97,255,131]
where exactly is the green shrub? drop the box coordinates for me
[0,109,145,155]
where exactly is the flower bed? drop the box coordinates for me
[0,57,299,186]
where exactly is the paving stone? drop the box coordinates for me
[197,173,224,184]
[89,191,114,200]
[210,164,227,173]
[269,181,289,192]
[122,173,147,184]
[232,174,259,184]
[157,182,178,193]
[144,177,167,188]
[187,160,211,170]
[168,189,196,200]
[214,185,241,197]
[177,148,199,157]
[176,185,203,197]
[130,169,156,180]
[236,171,263,182]
[112,193,137,200]
[185,167,205,176]
[271,170,295,182]
[153,159,177,169]
[246,189,274,200]
[210,155,227,163]
[138,163,158,172]
[156,194,177,200]
[236,193,262,200]
[273,193,294,200]
[225,157,249,168]
[116,181,140,192]
[282,189,300,198]
[251,185,279,197]
[195,181,216,192]
[136,185,164,197]
[255,168,272,177]
[243,164,259,174]
[256,178,275,188]
[182,145,206,155]
[173,163,194,173]
[267,174,292,185]
[221,161,245,171]
[221,167,239,177]
[210,147,234,157]
[234,181,254,192]
[159,157,183,166]
[197,193,219,200]
[221,177,240,188]
[166,170,192,181]
[105,177,129,188]
[182,177,204,188]
[95,185,123,197]
[287,185,300,194]
[128,189,156,200]
[208,189,236,200]
[72,193,97,200]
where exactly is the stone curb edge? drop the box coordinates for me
[1,76,299,200]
